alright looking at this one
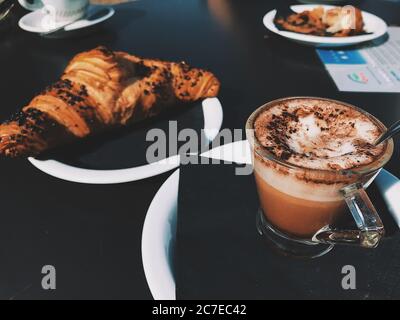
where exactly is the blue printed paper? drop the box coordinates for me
[317,49,367,65]
[317,27,400,93]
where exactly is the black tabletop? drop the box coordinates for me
[177,161,400,300]
[0,0,399,299]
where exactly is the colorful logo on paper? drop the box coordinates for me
[347,72,369,84]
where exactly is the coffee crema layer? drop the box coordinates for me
[254,98,385,171]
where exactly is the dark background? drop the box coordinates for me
[0,0,399,299]
[177,162,400,300]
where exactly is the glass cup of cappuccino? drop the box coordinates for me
[246,97,394,258]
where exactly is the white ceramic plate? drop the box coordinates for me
[263,4,388,47]
[141,140,400,300]
[19,5,115,35]
[28,98,223,184]
[142,169,180,300]
[141,140,252,300]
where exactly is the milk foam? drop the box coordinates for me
[254,99,385,171]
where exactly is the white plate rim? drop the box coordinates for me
[263,4,388,46]
[28,97,223,184]
[141,140,252,300]
[141,140,400,300]
[141,168,180,300]
[18,6,115,33]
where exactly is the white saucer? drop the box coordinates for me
[263,5,388,47]
[28,98,224,184]
[141,140,400,300]
[19,5,115,35]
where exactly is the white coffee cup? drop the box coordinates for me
[19,0,89,23]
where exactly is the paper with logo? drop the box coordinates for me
[317,27,400,93]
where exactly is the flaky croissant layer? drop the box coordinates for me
[0,46,220,157]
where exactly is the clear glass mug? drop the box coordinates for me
[246,97,394,258]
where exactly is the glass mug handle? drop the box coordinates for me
[313,183,385,248]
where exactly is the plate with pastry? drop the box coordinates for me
[263,4,388,47]
[0,46,223,184]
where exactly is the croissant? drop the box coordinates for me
[0,46,220,157]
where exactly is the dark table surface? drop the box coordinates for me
[0,0,399,299]
[177,162,400,300]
